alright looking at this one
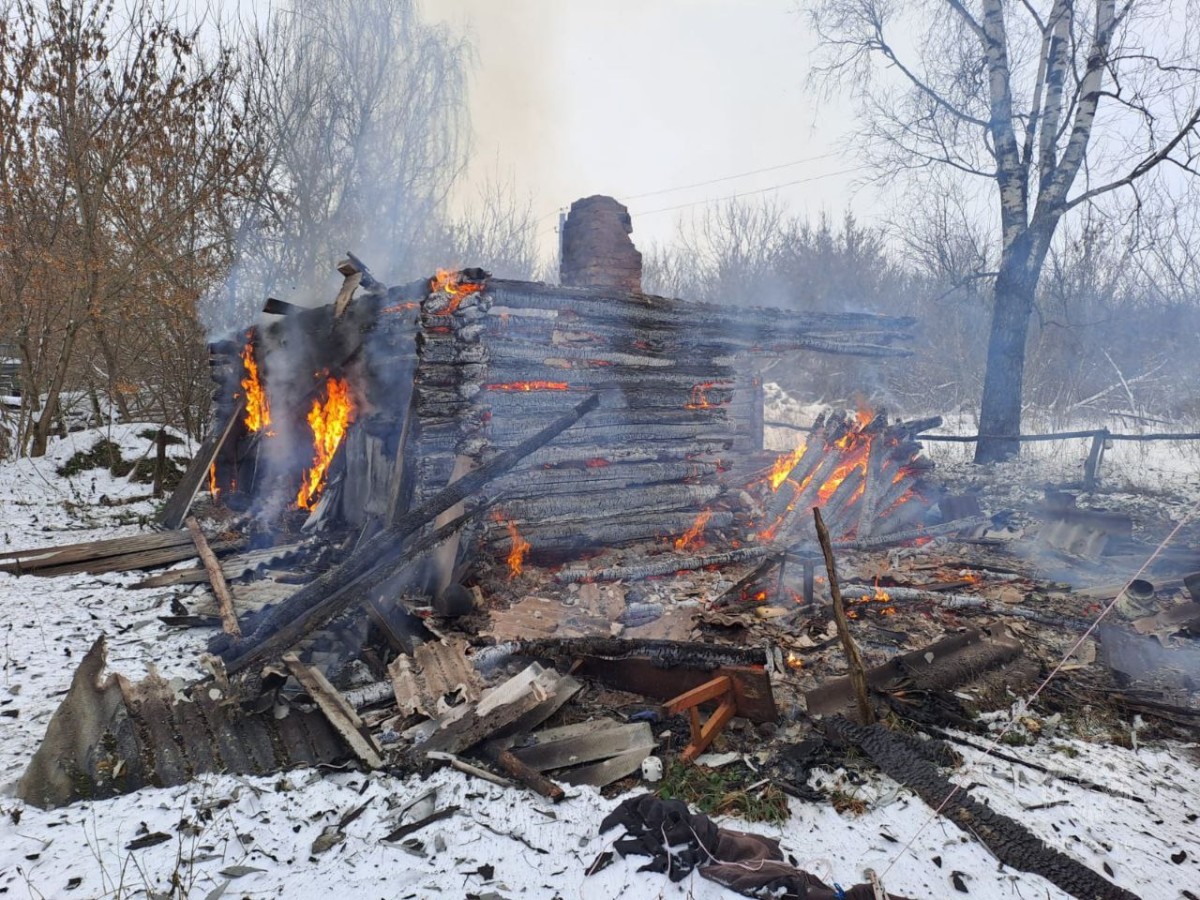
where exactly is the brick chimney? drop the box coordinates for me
[559,195,642,293]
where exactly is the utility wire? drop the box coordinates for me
[879,491,1200,883]
[628,165,864,218]
[618,150,843,202]
[532,153,854,227]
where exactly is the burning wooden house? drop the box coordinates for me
[193,197,943,580]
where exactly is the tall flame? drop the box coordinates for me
[493,511,530,578]
[296,376,356,510]
[208,463,219,500]
[674,509,713,552]
[768,441,807,491]
[241,340,272,434]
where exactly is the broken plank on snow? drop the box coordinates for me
[282,653,383,768]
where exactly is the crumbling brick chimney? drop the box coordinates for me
[559,195,642,293]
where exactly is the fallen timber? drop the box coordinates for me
[826,716,1139,900]
[841,583,1091,629]
[212,393,601,674]
[556,546,775,583]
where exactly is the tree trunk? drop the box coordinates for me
[30,318,84,458]
[974,226,1052,463]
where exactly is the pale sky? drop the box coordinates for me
[424,0,867,258]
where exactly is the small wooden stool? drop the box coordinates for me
[664,675,738,762]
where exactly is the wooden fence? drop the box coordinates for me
[763,421,1200,492]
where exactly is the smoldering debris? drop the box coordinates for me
[10,226,1200,900]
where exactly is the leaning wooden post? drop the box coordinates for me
[152,428,167,498]
[1083,428,1109,492]
[813,507,875,725]
[185,516,241,637]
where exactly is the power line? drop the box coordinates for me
[628,165,864,218]
[530,156,860,231]
[618,151,843,203]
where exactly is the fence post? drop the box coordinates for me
[153,427,167,498]
[1083,428,1109,492]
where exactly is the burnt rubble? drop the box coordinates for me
[10,250,1200,900]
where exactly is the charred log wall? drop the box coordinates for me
[210,270,915,564]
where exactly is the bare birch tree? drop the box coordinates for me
[806,0,1200,460]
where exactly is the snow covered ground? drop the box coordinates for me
[2,426,1199,899]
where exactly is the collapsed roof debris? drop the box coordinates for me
[9,208,1200,900]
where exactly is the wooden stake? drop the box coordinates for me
[184,516,241,637]
[487,745,566,802]
[152,428,167,498]
[812,507,875,725]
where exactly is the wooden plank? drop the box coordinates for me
[0,530,191,568]
[664,676,732,715]
[333,265,363,319]
[159,397,245,529]
[682,698,736,763]
[24,538,244,578]
[185,517,240,636]
[487,746,566,802]
[815,506,875,725]
[282,653,383,768]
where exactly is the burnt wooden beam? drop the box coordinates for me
[159,397,246,530]
[215,395,600,672]
[185,517,240,637]
[282,653,383,768]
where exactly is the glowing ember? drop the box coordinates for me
[486,381,569,392]
[297,376,356,510]
[208,463,219,500]
[382,301,420,313]
[493,511,530,578]
[428,268,484,315]
[240,340,272,434]
[585,458,610,468]
[768,441,807,491]
[685,382,730,410]
[674,509,713,552]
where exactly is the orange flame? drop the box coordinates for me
[851,581,896,616]
[493,511,530,578]
[674,509,713,552]
[241,340,272,434]
[785,651,804,671]
[428,269,484,315]
[486,381,569,392]
[208,463,219,500]
[768,441,808,492]
[296,376,356,510]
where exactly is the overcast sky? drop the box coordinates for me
[424,0,868,258]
